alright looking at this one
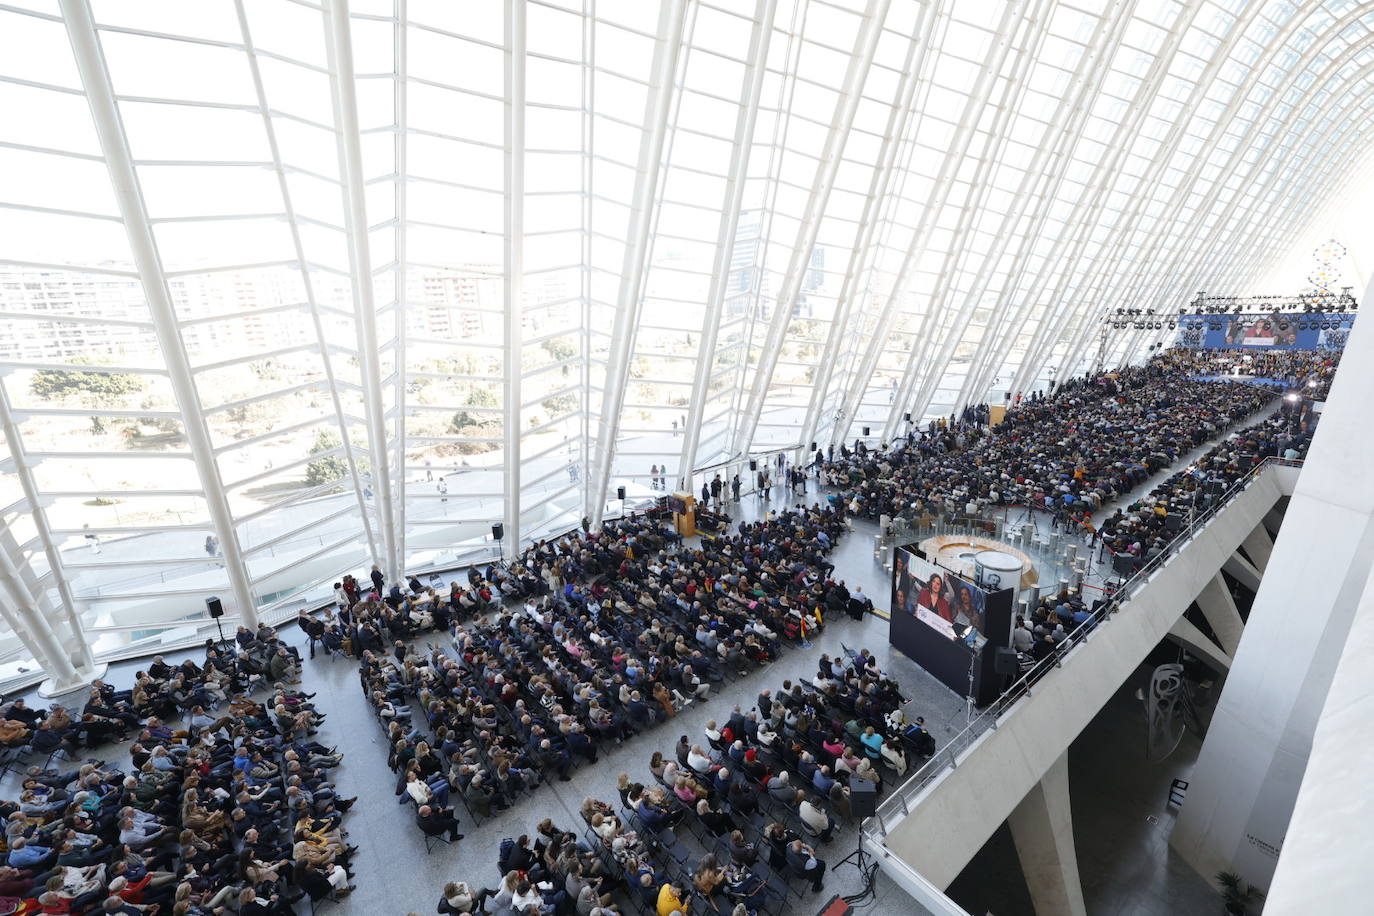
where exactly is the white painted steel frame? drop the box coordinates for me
[732,0,891,459]
[323,0,399,577]
[677,0,778,490]
[59,0,261,629]
[587,0,687,529]
[503,0,526,558]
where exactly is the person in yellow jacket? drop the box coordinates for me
[656,880,688,916]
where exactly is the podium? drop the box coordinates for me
[671,492,696,537]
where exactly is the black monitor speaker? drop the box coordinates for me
[993,647,1019,675]
[749,459,757,471]
[617,486,626,501]
[850,778,878,818]
[905,412,912,422]
[862,426,871,436]
[206,596,224,619]
[492,523,504,541]
[810,441,817,451]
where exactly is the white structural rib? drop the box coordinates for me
[840,0,1021,444]
[0,382,99,677]
[233,0,380,569]
[1010,1,1298,394]
[732,0,890,459]
[322,0,398,575]
[677,0,778,489]
[956,0,1171,415]
[881,0,1026,434]
[60,0,261,628]
[800,0,931,453]
[0,529,80,690]
[897,0,1090,436]
[392,0,410,566]
[502,0,525,558]
[587,0,687,528]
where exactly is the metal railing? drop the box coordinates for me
[867,456,1302,836]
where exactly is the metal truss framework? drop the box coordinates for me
[0,0,1369,684]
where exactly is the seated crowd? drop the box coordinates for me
[436,647,923,916]
[823,357,1286,529]
[328,503,874,838]
[0,625,360,915]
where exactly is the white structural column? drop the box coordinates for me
[323,0,398,576]
[1195,572,1245,657]
[0,383,98,676]
[799,0,929,452]
[587,0,686,528]
[677,0,777,489]
[233,0,379,568]
[880,0,1026,436]
[1167,617,1232,672]
[827,0,944,447]
[60,0,260,628]
[1241,522,1273,574]
[1172,275,1374,892]
[1221,553,1261,593]
[732,0,890,457]
[391,0,410,566]
[1006,750,1088,916]
[1264,547,1374,913]
[0,522,81,691]
[502,0,525,558]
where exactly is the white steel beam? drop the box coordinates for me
[733,0,891,458]
[957,0,1185,413]
[899,0,1091,435]
[677,0,777,489]
[0,522,81,691]
[233,0,379,568]
[587,0,687,528]
[392,0,409,565]
[322,0,399,575]
[60,0,261,628]
[799,0,930,452]
[503,0,525,557]
[858,0,1024,439]
[0,380,99,675]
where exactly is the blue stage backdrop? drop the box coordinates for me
[1177,313,1354,350]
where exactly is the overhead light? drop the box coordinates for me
[1284,393,1300,403]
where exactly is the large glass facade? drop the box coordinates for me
[0,0,1370,685]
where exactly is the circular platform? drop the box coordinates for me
[918,534,1039,590]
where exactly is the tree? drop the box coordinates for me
[451,387,500,432]
[30,363,146,404]
[304,428,349,487]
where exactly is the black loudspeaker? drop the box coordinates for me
[617,486,626,501]
[206,596,224,619]
[492,523,504,541]
[810,442,817,451]
[904,412,912,422]
[850,778,878,819]
[862,426,871,436]
[993,647,1019,676]
[749,459,757,471]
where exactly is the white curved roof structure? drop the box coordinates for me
[0,0,1369,680]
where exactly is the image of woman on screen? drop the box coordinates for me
[951,580,985,634]
[915,572,952,622]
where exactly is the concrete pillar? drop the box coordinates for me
[1167,617,1232,672]
[1221,552,1261,592]
[1241,523,1273,573]
[1007,750,1087,916]
[1171,273,1374,892]
[1196,572,1245,656]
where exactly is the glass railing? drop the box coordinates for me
[866,456,1303,837]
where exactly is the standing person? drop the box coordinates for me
[370,565,385,596]
[731,474,741,502]
[701,482,710,509]
[649,465,659,490]
[710,475,722,504]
